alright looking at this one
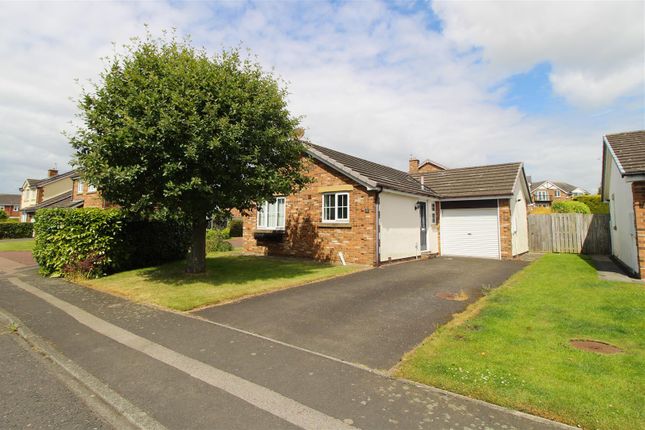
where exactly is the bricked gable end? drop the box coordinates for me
[243,158,377,266]
[631,181,645,278]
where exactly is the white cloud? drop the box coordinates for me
[433,0,645,107]
[0,0,642,196]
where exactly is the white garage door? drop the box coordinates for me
[441,207,500,259]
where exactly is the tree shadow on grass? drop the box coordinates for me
[137,253,342,287]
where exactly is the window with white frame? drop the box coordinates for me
[555,189,561,197]
[257,197,285,230]
[535,190,548,201]
[77,180,84,193]
[430,201,436,224]
[88,184,97,193]
[322,192,349,222]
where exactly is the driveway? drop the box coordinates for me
[194,256,527,369]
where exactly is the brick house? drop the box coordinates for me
[19,169,79,222]
[243,143,531,266]
[601,130,645,278]
[70,173,110,209]
[19,169,111,222]
[530,180,588,207]
[0,194,21,219]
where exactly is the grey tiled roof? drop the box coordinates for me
[418,162,523,199]
[605,130,645,175]
[36,170,77,187]
[0,194,20,205]
[306,144,437,197]
[23,191,82,212]
[530,180,579,194]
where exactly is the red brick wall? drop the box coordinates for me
[72,179,109,208]
[243,158,377,266]
[2,204,20,218]
[498,199,513,259]
[417,162,444,173]
[631,182,645,278]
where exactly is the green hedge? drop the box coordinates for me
[552,200,591,214]
[0,222,34,239]
[206,228,233,253]
[33,208,190,278]
[573,195,609,214]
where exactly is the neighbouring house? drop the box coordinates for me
[70,172,110,208]
[601,130,645,278]
[243,143,531,266]
[529,180,588,207]
[19,169,78,222]
[0,194,21,219]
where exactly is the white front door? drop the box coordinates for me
[441,207,500,259]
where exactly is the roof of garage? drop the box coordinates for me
[416,162,526,199]
[604,130,645,175]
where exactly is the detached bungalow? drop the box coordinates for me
[601,130,645,278]
[243,143,530,265]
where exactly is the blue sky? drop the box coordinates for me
[0,0,643,193]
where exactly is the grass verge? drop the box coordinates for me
[396,254,644,430]
[0,238,34,252]
[81,251,364,311]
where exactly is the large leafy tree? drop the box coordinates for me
[71,33,309,273]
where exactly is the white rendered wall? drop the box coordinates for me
[606,153,638,273]
[379,191,437,262]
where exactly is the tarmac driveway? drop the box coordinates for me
[194,256,527,369]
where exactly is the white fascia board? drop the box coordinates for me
[604,136,626,175]
[439,195,512,202]
[381,189,436,200]
[306,147,379,191]
[624,175,645,182]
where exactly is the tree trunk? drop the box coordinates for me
[186,214,207,273]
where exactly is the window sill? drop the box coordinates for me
[319,222,351,228]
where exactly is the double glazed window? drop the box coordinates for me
[77,180,84,193]
[257,197,285,230]
[88,184,97,193]
[322,192,349,222]
[535,191,548,201]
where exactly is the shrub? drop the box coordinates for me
[228,218,243,237]
[33,208,190,278]
[1,218,19,223]
[552,200,591,214]
[206,229,233,253]
[0,222,33,239]
[0,211,7,221]
[574,195,609,214]
[530,206,552,215]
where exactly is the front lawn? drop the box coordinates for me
[0,238,34,252]
[81,252,364,311]
[396,254,644,430]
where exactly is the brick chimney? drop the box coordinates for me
[409,157,419,174]
[47,168,58,177]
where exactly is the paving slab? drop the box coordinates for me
[0,268,569,430]
[195,256,527,369]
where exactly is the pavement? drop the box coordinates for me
[0,253,572,430]
[195,256,527,369]
[588,254,644,283]
[0,321,109,429]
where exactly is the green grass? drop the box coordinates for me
[0,239,34,252]
[82,251,364,311]
[396,254,644,430]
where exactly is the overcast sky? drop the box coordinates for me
[1,0,643,194]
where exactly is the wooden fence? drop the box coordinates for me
[528,214,610,254]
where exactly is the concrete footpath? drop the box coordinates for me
[0,264,574,429]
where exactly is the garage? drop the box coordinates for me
[440,200,500,259]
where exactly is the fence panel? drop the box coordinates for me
[528,214,610,254]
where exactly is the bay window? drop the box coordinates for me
[322,192,349,223]
[257,197,285,230]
